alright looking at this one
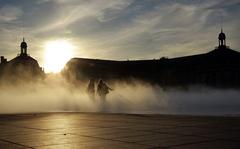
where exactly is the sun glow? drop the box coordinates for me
[44,40,74,73]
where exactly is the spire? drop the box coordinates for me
[217,11,226,48]
[20,37,28,55]
[218,28,226,48]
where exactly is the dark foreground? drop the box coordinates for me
[0,113,240,149]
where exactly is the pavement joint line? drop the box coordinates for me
[81,125,212,140]
[4,122,141,131]
[122,134,216,148]
[67,133,153,147]
[166,139,220,148]
[54,117,183,126]
[29,140,92,148]
[0,138,33,148]
[148,146,169,149]
[175,125,240,132]
[1,123,53,131]
[4,124,114,133]
[32,135,151,148]
[3,120,217,132]
[212,138,240,142]
[121,131,221,145]
[143,139,218,149]
[149,129,235,141]
[154,130,240,142]
[26,134,115,148]
[69,131,154,140]
[41,123,240,143]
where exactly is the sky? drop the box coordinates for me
[0,0,239,67]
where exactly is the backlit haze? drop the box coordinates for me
[44,40,74,73]
[0,0,240,73]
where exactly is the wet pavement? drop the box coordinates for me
[0,113,239,149]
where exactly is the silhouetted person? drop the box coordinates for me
[97,80,113,101]
[87,79,95,100]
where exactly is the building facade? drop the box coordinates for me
[0,39,44,83]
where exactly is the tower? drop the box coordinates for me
[218,29,226,47]
[20,38,27,56]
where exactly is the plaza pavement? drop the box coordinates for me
[0,113,239,149]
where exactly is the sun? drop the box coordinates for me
[44,40,74,73]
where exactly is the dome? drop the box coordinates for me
[9,55,39,68]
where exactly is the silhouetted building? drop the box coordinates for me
[0,38,44,83]
[63,30,240,88]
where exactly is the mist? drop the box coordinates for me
[0,74,240,116]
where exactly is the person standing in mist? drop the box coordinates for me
[97,80,113,101]
[87,79,95,100]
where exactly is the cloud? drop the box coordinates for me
[33,0,133,34]
[0,0,239,67]
[66,2,212,59]
[72,1,239,59]
[0,5,23,22]
[205,0,240,10]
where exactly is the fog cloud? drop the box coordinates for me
[0,75,240,116]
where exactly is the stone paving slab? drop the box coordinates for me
[0,113,239,149]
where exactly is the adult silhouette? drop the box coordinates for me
[97,80,113,101]
[87,79,95,100]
